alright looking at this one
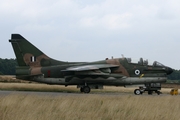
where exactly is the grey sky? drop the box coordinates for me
[0,0,180,69]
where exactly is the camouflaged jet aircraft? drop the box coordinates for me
[9,34,173,95]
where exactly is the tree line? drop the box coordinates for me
[167,70,180,80]
[0,58,180,80]
[0,58,17,75]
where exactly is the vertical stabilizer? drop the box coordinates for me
[9,34,66,67]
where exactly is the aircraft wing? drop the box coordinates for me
[63,64,119,71]
[62,64,119,72]
[62,64,124,82]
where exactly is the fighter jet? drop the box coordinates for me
[9,34,173,95]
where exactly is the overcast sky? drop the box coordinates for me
[0,0,180,69]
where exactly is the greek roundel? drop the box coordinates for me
[135,69,140,75]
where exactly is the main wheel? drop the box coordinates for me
[134,89,141,95]
[83,86,91,93]
[148,91,153,95]
[80,87,84,92]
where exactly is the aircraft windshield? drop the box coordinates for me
[153,61,165,67]
[126,58,163,66]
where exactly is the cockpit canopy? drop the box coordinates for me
[126,58,165,67]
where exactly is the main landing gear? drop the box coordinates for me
[78,84,103,93]
[134,83,162,95]
[80,86,91,93]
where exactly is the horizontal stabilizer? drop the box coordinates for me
[16,74,43,80]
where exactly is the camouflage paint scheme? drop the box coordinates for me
[9,34,173,94]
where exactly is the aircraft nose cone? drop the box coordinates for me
[166,67,173,75]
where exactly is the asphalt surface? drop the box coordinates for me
[0,90,130,96]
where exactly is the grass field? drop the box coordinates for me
[0,83,179,120]
[0,75,180,120]
[0,93,180,120]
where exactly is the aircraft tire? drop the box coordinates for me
[148,91,153,95]
[134,89,141,95]
[80,87,84,92]
[83,86,91,93]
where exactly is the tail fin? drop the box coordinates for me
[9,34,66,67]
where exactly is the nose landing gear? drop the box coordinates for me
[134,89,143,95]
